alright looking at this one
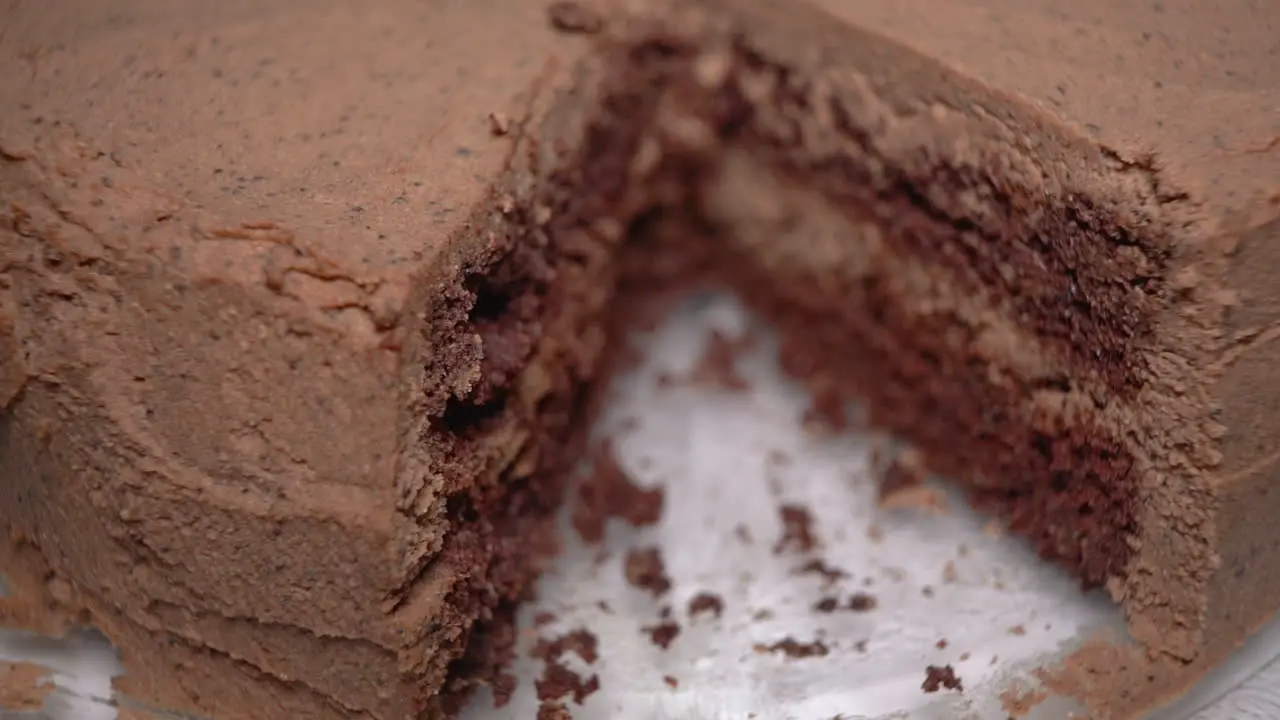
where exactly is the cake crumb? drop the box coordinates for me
[572,443,665,544]
[491,673,518,707]
[936,638,949,650]
[766,449,791,467]
[880,483,950,514]
[1008,624,1027,636]
[546,1,604,34]
[813,596,839,613]
[848,592,878,612]
[877,447,926,500]
[773,504,818,554]
[922,664,964,693]
[942,560,959,584]
[663,675,679,689]
[533,628,600,665]
[527,628,603,708]
[874,445,951,513]
[793,558,849,584]
[960,652,971,661]
[533,611,557,627]
[854,639,869,653]
[535,660,600,705]
[624,547,671,597]
[734,524,754,544]
[488,112,510,136]
[752,609,775,622]
[537,700,572,720]
[690,328,752,390]
[983,519,1006,537]
[643,620,681,649]
[0,662,54,711]
[687,592,725,619]
[866,523,885,542]
[754,638,830,659]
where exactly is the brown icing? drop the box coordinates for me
[2,0,1278,719]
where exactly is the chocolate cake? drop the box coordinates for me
[1,0,1277,718]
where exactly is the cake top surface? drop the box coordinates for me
[807,0,1279,217]
[4,0,1275,276]
[1,0,588,296]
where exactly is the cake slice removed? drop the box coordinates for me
[1,0,1277,718]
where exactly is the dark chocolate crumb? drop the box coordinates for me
[643,620,681,649]
[877,447,926,503]
[734,524,754,544]
[625,547,672,597]
[922,664,964,693]
[687,592,725,619]
[659,604,673,619]
[537,700,572,720]
[536,660,601,704]
[774,504,818,554]
[533,628,599,665]
[663,675,680,689]
[689,328,751,390]
[794,559,849,584]
[572,442,665,544]
[813,596,839,613]
[491,672,518,707]
[936,638,949,650]
[488,112,510,136]
[847,592,878,612]
[596,600,613,614]
[533,611,557,627]
[546,1,604,34]
[754,638,831,659]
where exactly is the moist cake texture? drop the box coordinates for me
[1,0,1278,718]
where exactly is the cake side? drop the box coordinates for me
[1202,208,1280,651]
[0,0,597,717]
[0,123,412,719]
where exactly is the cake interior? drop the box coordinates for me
[412,26,1179,715]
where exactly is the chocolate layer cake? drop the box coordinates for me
[1,0,1277,717]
